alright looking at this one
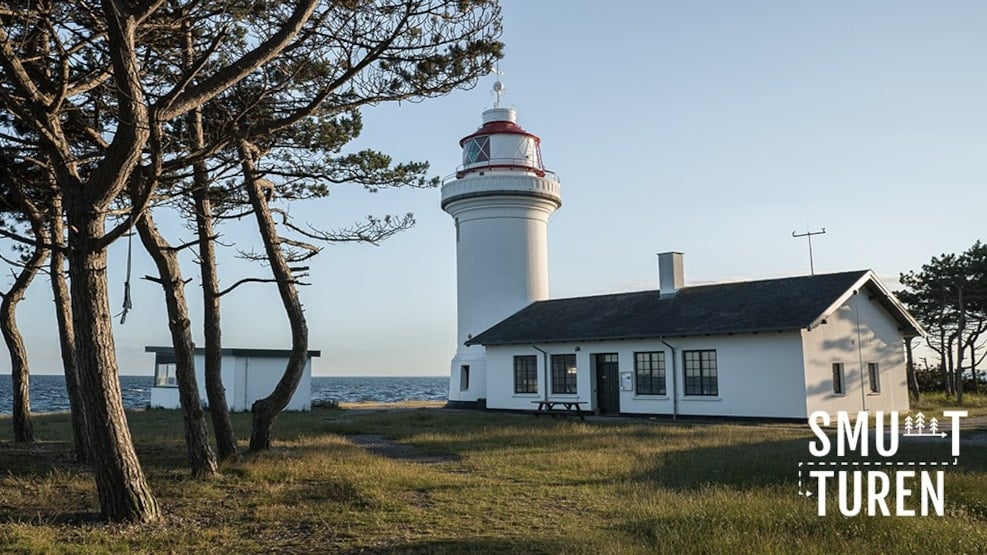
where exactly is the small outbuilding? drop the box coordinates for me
[465,255,923,420]
[147,346,319,411]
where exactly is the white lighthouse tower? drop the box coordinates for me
[442,82,562,407]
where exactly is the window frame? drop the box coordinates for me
[154,362,178,388]
[634,351,666,396]
[513,355,538,394]
[460,365,470,391]
[683,350,718,396]
[867,362,881,394]
[832,362,845,395]
[550,354,578,395]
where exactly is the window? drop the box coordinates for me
[868,363,880,393]
[460,365,470,391]
[832,362,845,395]
[154,363,177,388]
[551,354,577,394]
[462,136,490,165]
[514,355,538,394]
[683,350,717,396]
[635,351,666,395]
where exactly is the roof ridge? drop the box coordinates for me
[532,269,871,305]
[680,269,871,291]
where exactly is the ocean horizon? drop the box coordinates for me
[0,375,450,415]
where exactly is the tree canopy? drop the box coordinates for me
[1,0,502,522]
[897,241,987,398]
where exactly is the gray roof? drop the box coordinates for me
[467,270,921,346]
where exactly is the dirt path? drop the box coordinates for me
[347,434,460,465]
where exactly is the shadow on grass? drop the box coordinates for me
[0,440,84,477]
[0,509,102,526]
[629,436,809,491]
[342,536,567,554]
[628,430,987,492]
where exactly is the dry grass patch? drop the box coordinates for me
[0,405,985,553]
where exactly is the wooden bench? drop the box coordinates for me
[532,400,587,422]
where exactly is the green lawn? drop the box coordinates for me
[1,405,985,554]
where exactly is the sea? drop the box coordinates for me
[0,375,449,415]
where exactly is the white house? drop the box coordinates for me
[147,347,318,411]
[465,254,922,419]
[441,83,923,419]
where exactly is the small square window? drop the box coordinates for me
[155,363,177,388]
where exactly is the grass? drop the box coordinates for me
[912,391,987,417]
[0,404,985,554]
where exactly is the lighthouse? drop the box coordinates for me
[442,82,562,406]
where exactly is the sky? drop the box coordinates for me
[4,1,987,377]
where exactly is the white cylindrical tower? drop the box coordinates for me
[442,102,562,406]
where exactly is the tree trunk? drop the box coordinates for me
[972,342,980,395]
[956,287,965,404]
[1,244,48,443]
[944,331,955,396]
[194,186,239,462]
[50,195,90,463]
[190,109,238,462]
[65,209,160,523]
[135,212,218,477]
[240,143,309,452]
[904,337,920,402]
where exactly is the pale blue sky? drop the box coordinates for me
[6,1,987,376]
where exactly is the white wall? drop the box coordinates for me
[802,291,909,416]
[484,344,585,411]
[484,333,808,418]
[449,351,487,402]
[150,353,312,411]
[150,386,180,410]
[442,172,561,403]
[239,356,312,412]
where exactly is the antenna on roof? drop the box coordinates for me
[792,227,826,275]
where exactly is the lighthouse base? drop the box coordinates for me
[447,351,487,405]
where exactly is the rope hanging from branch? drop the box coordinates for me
[120,231,134,324]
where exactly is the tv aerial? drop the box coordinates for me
[792,227,826,275]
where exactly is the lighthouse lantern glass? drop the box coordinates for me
[463,136,490,165]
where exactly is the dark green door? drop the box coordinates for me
[595,353,620,414]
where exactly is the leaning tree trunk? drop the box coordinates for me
[942,329,954,396]
[240,143,309,452]
[190,103,237,462]
[904,337,920,402]
[1,243,48,443]
[65,208,160,523]
[50,195,90,463]
[136,212,218,477]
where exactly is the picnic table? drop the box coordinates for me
[532,400,587,422]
